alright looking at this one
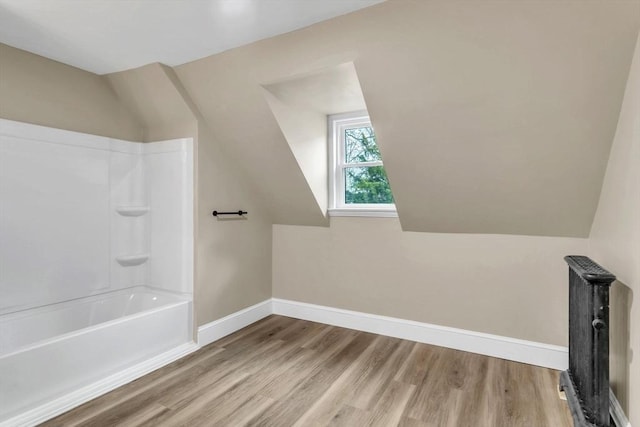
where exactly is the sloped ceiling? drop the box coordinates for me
[358,1,640,237]
[106,63,198,141]
[172,0,640,236]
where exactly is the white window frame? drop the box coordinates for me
[328,111,397,217]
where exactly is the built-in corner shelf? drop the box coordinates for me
[116,206,150,217]
[115,254,149,267]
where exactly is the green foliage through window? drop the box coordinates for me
[345,127,381,163]
[345,166,394,204]
[343,126,394,204]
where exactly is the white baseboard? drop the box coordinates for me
[272,298,568,370]
[197,299,272,347]
[1,342,199,427]
[610,388,632,427]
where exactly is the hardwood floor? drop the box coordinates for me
[42,315,572,427]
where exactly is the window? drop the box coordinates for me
[329,111,396,216]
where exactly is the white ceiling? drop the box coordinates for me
[0,0,385,75]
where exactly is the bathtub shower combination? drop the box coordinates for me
[0,120,195,426]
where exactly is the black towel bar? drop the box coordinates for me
[212,210,247,217]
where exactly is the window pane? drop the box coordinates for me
[344,166,394,204]
[344,126,381,163]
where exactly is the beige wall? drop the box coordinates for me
[106,63,197,142]
[589,33,640,422]
[0,43,141,140]
[273,217,588,346]
[195,122,272,325]
[106,64,273,326]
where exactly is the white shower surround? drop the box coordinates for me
[0,120,195,425]
[0,119,194,313]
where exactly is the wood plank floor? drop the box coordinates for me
[42,315,572,427]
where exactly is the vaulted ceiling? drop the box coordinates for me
[2,0,639,237]
[171,0,640,236]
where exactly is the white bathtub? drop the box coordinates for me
[0,287,194,426]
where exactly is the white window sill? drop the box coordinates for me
[328,208,398,218]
